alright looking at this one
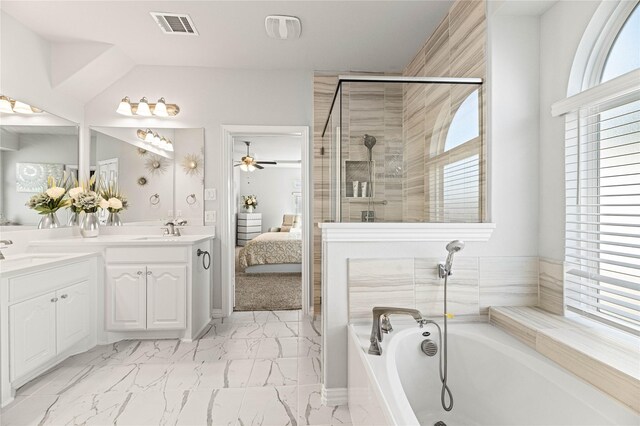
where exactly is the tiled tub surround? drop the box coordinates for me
[490,306,640,413]
[0,311,350,426]
[537,257,564,315]
[348,321,638,426]
[348,256,538,321]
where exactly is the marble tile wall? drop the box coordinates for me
[347,256,539,321]
[538,257,565,315]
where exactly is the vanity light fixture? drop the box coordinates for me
[136,129,174,152]
[116,96,180,117]
[0,95,43,114]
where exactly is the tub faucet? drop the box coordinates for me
[0,240,13,260]
[368,307,428,356]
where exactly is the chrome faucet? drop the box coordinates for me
[369,306,429,355]
[0,240,13,260]
[163,219,187,236]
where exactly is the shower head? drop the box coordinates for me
[444,240,465,273]
[446,240,465,254]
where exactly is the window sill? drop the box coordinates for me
[489,306,639,413]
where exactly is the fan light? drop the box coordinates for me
[137,97,152,116]
[116,96,133,116]
[13,101,34,114]
[248,164,256,172]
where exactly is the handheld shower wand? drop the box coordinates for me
[437,239,465,412]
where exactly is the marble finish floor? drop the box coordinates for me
[1,310,351,426]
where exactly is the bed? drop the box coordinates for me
[238,231,302,273]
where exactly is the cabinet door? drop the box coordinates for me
[9,292,57,381]
[106,265,146,330]
[56,281,90,354]
[146,265,186,330]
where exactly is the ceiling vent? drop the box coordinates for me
[150,12,199,36]
[265,15,301,40]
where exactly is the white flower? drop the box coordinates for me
[108,198,123,209]
[45,186,65,199]
[68,187,83,200]
[99,198,110,210]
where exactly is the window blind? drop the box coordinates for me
[565,88,640,335]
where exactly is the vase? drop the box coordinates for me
[68,211,80,227]
[106,212,122,226]
[80,212,99,238]
[38,212,60,229]
[246,206,254,213]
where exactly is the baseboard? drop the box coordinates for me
[321,385,348,406]
[211,308,224,319]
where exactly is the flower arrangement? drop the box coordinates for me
[68,176,108,213]
[100,182,128,213]
[25,174,71,214]
[242,194,258,210]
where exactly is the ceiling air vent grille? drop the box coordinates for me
[150,12,199,36]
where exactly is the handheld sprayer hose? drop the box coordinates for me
[441,273,454,411]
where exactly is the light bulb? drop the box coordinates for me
[248,164,256,172]
[144,129,154,142]
[152,133,161,146]
[153,97,168,117]
[136,97,151,116]
[0,96,13,113]
[165,140,174,152]
[116,96,132,116]
[13,101,33,114]
[240,164,248,172]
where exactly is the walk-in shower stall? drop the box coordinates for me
[321,75,485,223]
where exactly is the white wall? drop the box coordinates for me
[173,128,205,225]
[84,65,313,311]
[0,11,83,125]
[1,133,78,225]
[538,1,600,261]
[239,167,301,231]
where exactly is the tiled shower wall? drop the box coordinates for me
[347,256,539,320]
[402,0,487,222]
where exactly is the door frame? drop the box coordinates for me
[221,125,311,317]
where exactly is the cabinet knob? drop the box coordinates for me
[60,294,68,299]
[137,271,143,275]
[50,297,58,303]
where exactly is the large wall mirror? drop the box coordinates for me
[90,127,204,226]
[0,111,79,227]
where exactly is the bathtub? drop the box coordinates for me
[347,321,638,426]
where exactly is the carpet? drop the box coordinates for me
[234,272,302,311]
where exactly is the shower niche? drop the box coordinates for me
[345,160,375,198]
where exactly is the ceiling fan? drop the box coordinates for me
[234,141,277,171]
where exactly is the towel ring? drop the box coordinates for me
[149,193,160,205]
[197,249,211,270]
[186,193,197,205]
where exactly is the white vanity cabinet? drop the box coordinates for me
[106,263,186,331]
[1,255,98,407]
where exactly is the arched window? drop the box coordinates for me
[444,90,480,151]
[426,88,482,223]
[600,4,640,82]
[557,1,640,334]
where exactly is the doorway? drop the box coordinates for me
[221,125,311,317]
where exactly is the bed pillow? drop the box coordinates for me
[280,225,292,232]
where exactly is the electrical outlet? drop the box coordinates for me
[205,210,216,223]
[176,210,182,217]
[204,188,217,201]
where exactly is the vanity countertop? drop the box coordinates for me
[0,252,98,276]
[28,234,214,247]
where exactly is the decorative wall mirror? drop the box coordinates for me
[0,108,79,228]
[90,126,204,226]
